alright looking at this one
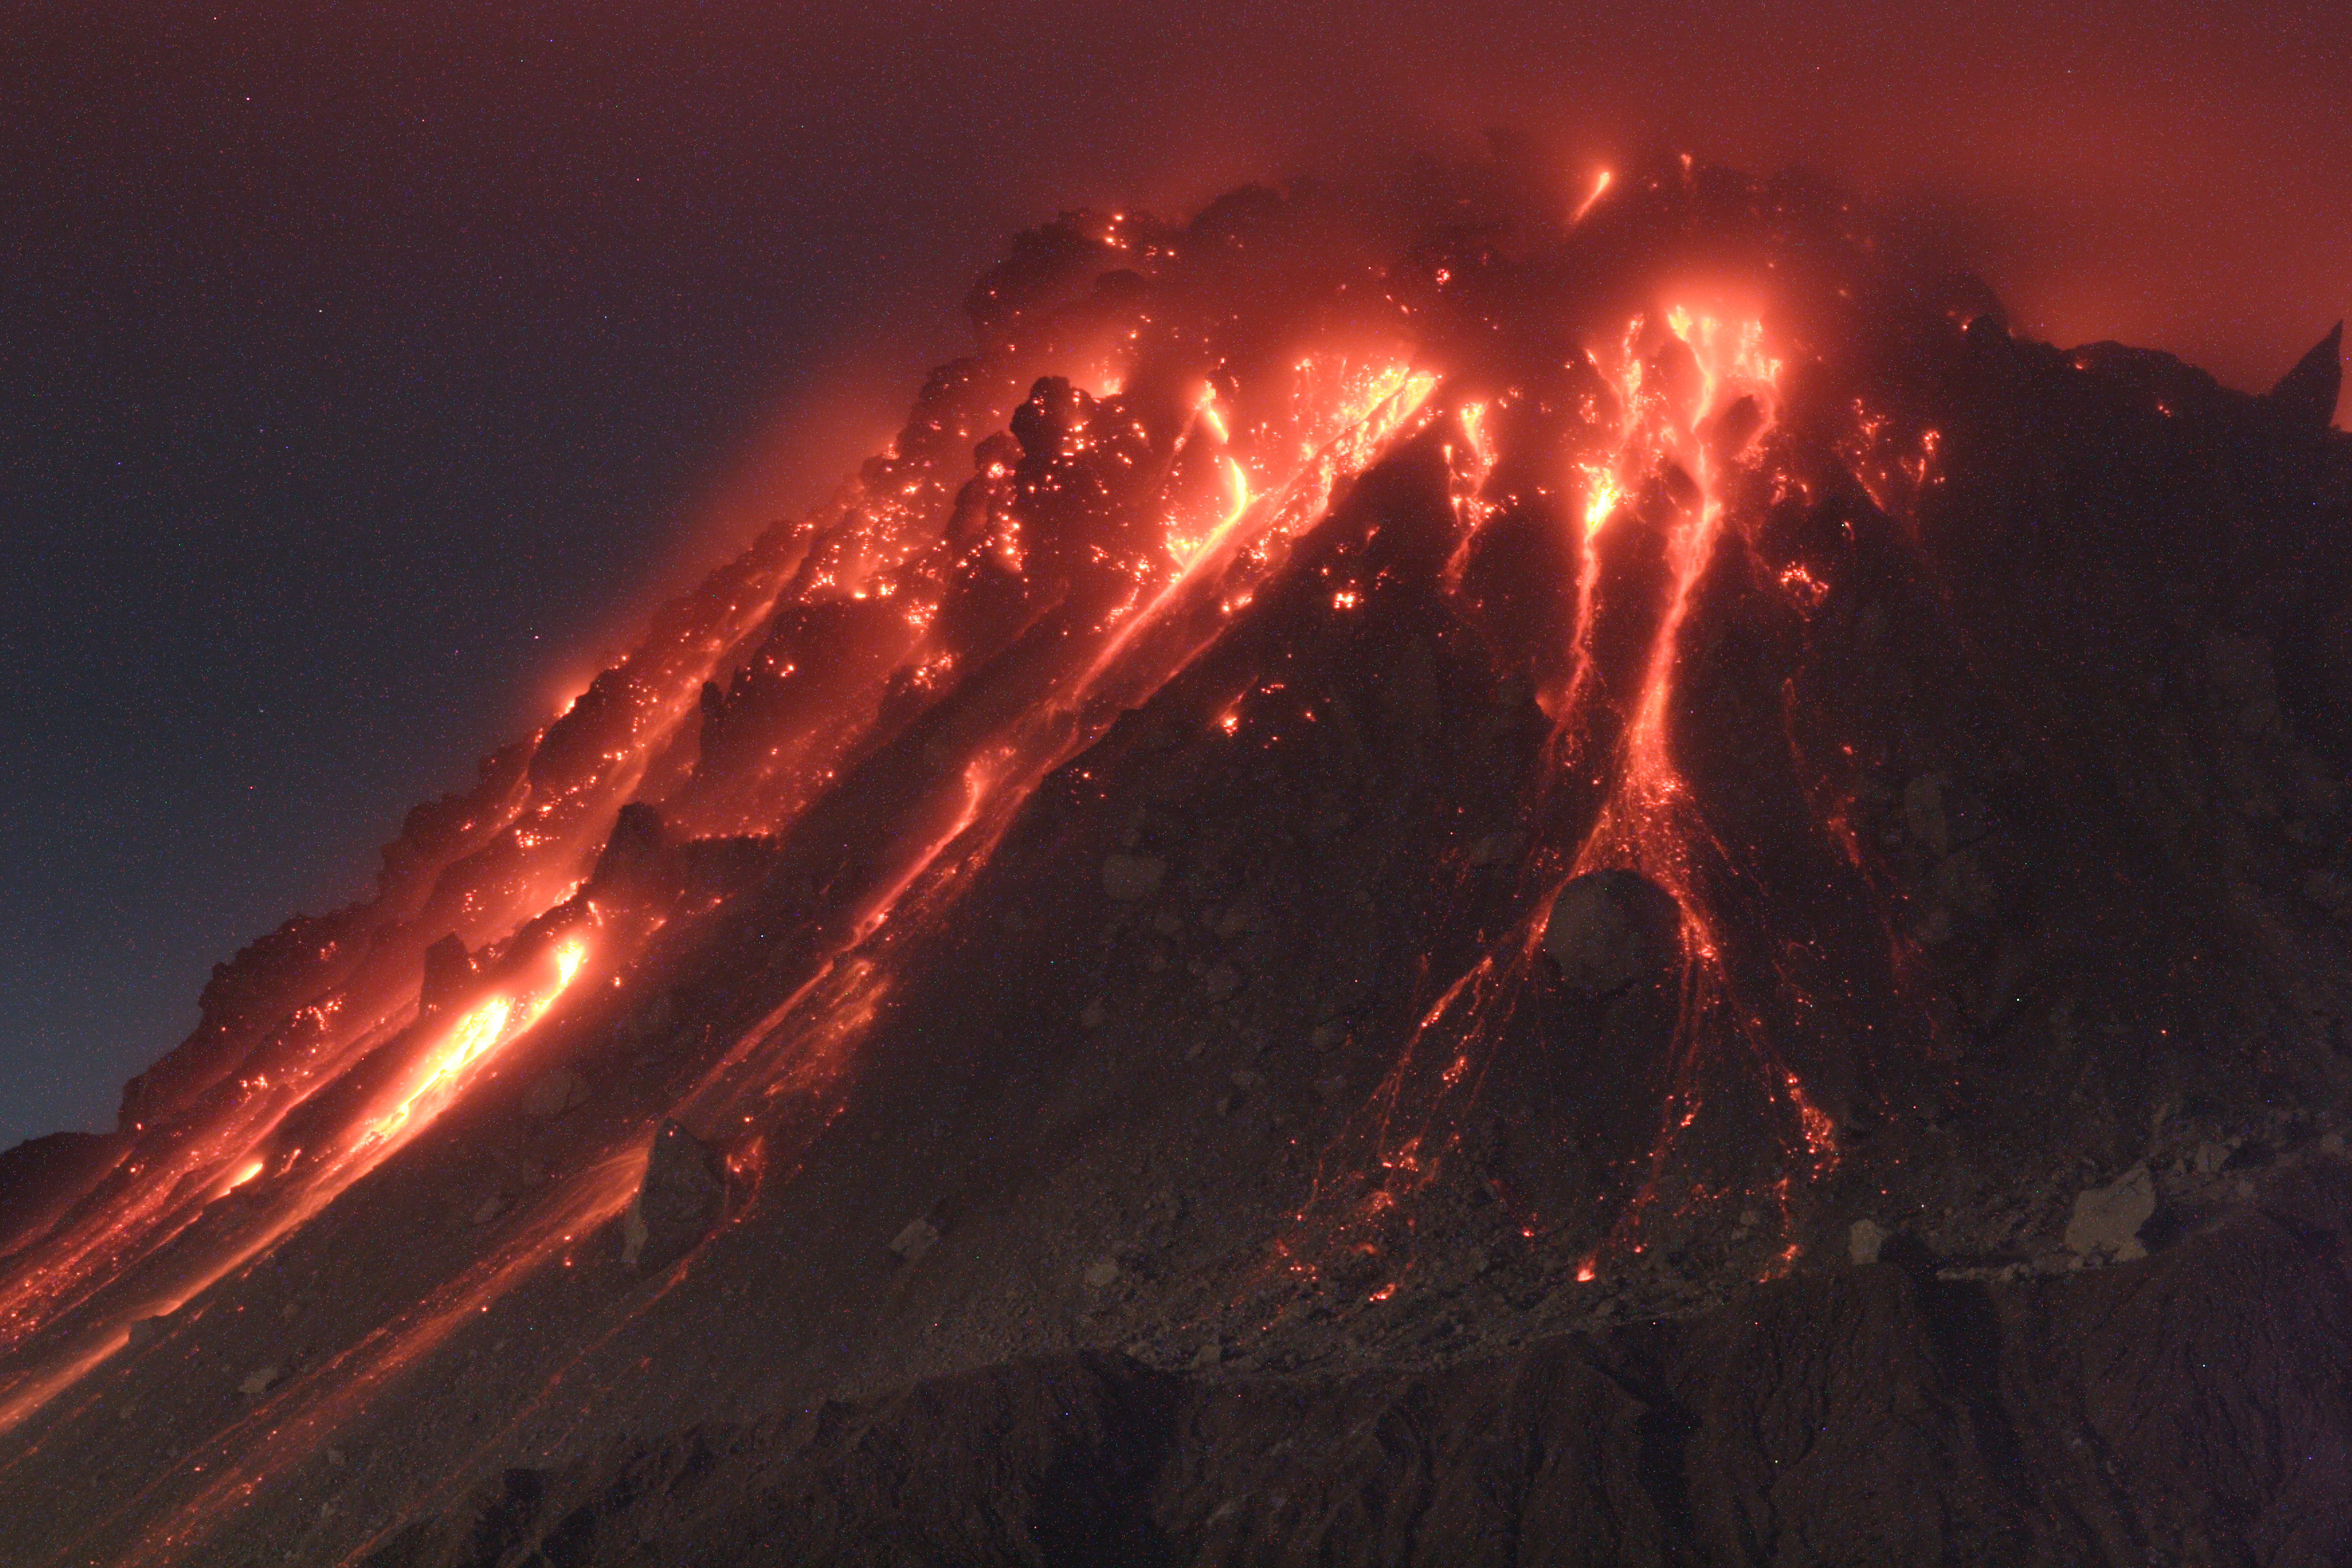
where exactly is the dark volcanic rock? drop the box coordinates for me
[0,1130,121,1259]
[2267,322,2344,433]
[5,165,2351,1568]
[620,1122,727,1275]
[418,932,477,1018]
[589,801,669,892]
[1540,870,1683,996]
[366,1159,2352,1567]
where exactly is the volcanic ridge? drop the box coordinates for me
[3,153,2351,1567]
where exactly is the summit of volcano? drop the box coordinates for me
[4,155,2351,1567]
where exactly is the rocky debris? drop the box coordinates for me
[16,171,2352,1568]
[889,1217,942,1263]
[125,1316,166,1351]
[2064,1163,2157,1261]
[1539,870,1683,995]
[366,1162,2352,1568]
[1849,1218,1890,1263]
[588,802,667,891]
[1467,828,1526,867]
[1083,1257,1121,1290]
[614,991,678,1048]
[619,1122,726,1275]
[417,934,477,1018]
[238,1365,281,1397]
[520,1070,589,1120]
[1100,851,1167,901]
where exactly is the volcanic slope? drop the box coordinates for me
[2,158,2350,1566]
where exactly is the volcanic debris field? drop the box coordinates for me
[4,156,2352,1566]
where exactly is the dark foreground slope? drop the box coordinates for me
[372,1154,2352,1568]
[1,163,2348,1565]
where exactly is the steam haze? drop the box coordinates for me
[2,0,2345,1147]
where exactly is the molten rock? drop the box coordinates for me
[9,160,2352,1567]
[1540,871,1684,997]
[619,1122,726,1275]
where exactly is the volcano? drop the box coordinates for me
[4,156,2351,1567]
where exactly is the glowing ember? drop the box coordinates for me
[0,161,2196,1563]
[1572,168,1613,223]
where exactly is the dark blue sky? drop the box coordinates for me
[3,0,2345,1150]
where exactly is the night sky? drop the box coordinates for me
[3,1,2346,1151]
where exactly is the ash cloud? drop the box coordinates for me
[2,0,2345,1148]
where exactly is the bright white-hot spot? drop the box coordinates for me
[1573,168,1613,224]
[364,936,587,1151]
[1224,455,1251,527]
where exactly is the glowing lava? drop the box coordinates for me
[362,937,587,1152]
[0,172,2006,1565]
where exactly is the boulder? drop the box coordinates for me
[2064,1164,2157,1261]
[418,934,477,1018]
[1540,871,1683,996]
[620,1122,727,1275]
[1902,771,1986,855]
[589,803,667,891]
[890,1217,942,1263]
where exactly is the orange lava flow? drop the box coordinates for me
[1571,312,1764,874]
[1267,304,1844,1295]
[1572,168,1614,224]
[0,937,595,1447]
[99,1155,646,1568]
[1554,308,1843,1251]
[3,341,1449,1568]
[0,538,785,1436]
[369,938,586,1152]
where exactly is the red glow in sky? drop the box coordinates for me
[1,0,2343,1155]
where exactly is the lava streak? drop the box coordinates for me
[1270,301,1845,1295]
[1572,307,1780,867]
[360,937,587,1153]
[0,935,595,1446]
[0,171,1981,1565]
[1557,307,1839,1246]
